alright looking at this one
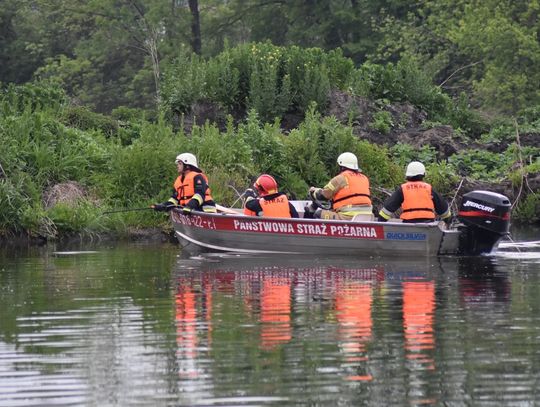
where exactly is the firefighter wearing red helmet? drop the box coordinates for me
[243,174,299,218]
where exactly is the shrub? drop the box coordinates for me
[425,161,460,196]
[370,110,394,134]
[47,200,107,236]
[206,54,241,112]
[248,55,292,122]
[160,42,357,123]
[449,149,514,180]
[352,141,402,188]
[389,142,438,168]
[160,53,207,115]
[0,174,35,234]
[513,193,540,224]
[61,106,119,137]
[190,120,254,178]
[102,120,179,205]
[296,65,330,114]
[236,110,287,179]
[0,82,66,115]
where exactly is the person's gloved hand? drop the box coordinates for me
[182,199,199,215]
[303,204,315,219]
[152,202,175,212]
[243,188,258,200]
[182,207,193,215]
[186,199,199,210]
[377,215,388,222]
[309,187,319,201]
[152,203,168,212]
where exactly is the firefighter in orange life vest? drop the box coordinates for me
[243,174,299,218]
[304,152,374,221]
[378,161,451,223]
[151,152,216,215]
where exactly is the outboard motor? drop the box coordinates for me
[457,190,511,255]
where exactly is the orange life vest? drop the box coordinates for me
[173,171,213,206]
[260,194,291,218]
[243,206,257,216]
[332,170,371,210]
[400,181,435,220]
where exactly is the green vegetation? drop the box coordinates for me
[2,74,538,240]
[1,25,539,238]
[161,43,352,122]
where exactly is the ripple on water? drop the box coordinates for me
[496,239,540,262]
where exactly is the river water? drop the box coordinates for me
[0,227,539,406]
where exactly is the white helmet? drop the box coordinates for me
[337,152,359,170]
[175,152,198,168]
[405,161,426,177]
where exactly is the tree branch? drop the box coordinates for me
[438,61,482,88]
[207,0,286,37]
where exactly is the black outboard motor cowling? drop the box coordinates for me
[457,190,511,255]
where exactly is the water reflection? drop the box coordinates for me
[403,280,435,367]
[458,257,512,306]
[171,253,512,405]
[4,241,540,406]
[335,280,373,381]
[260,277,292,350]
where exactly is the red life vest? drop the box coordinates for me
[173,171,213,206]
[400,181,435,220]
[332,170,371,210]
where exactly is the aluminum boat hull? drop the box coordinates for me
[170,209,466,257]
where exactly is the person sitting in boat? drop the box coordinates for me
[152,152,216,214]
[304,152,374,221]
[378,161,451,223]
[243,174,299,218]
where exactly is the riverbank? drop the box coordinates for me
[0,227,176,247]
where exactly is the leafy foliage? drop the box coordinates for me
[389,143,438,168]
[372,0,540,115]
[160,42,353,122]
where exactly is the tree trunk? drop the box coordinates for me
[146,27,161,104]
[188,0,201,54]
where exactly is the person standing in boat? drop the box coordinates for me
[304,152,374,221]
[378,161,451,223]
[152,152,216,214]
[243,174,299,218]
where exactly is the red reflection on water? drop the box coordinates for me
[204,279,212,347]
[260,277,292,350]
[345,375,373,381]
[175,284,199,378]
[336,282,372,355]
[402,281,435,369]
[336,282,373,381]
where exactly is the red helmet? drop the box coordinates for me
[254,174,278,195]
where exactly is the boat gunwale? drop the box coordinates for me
[169,207,444,231]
